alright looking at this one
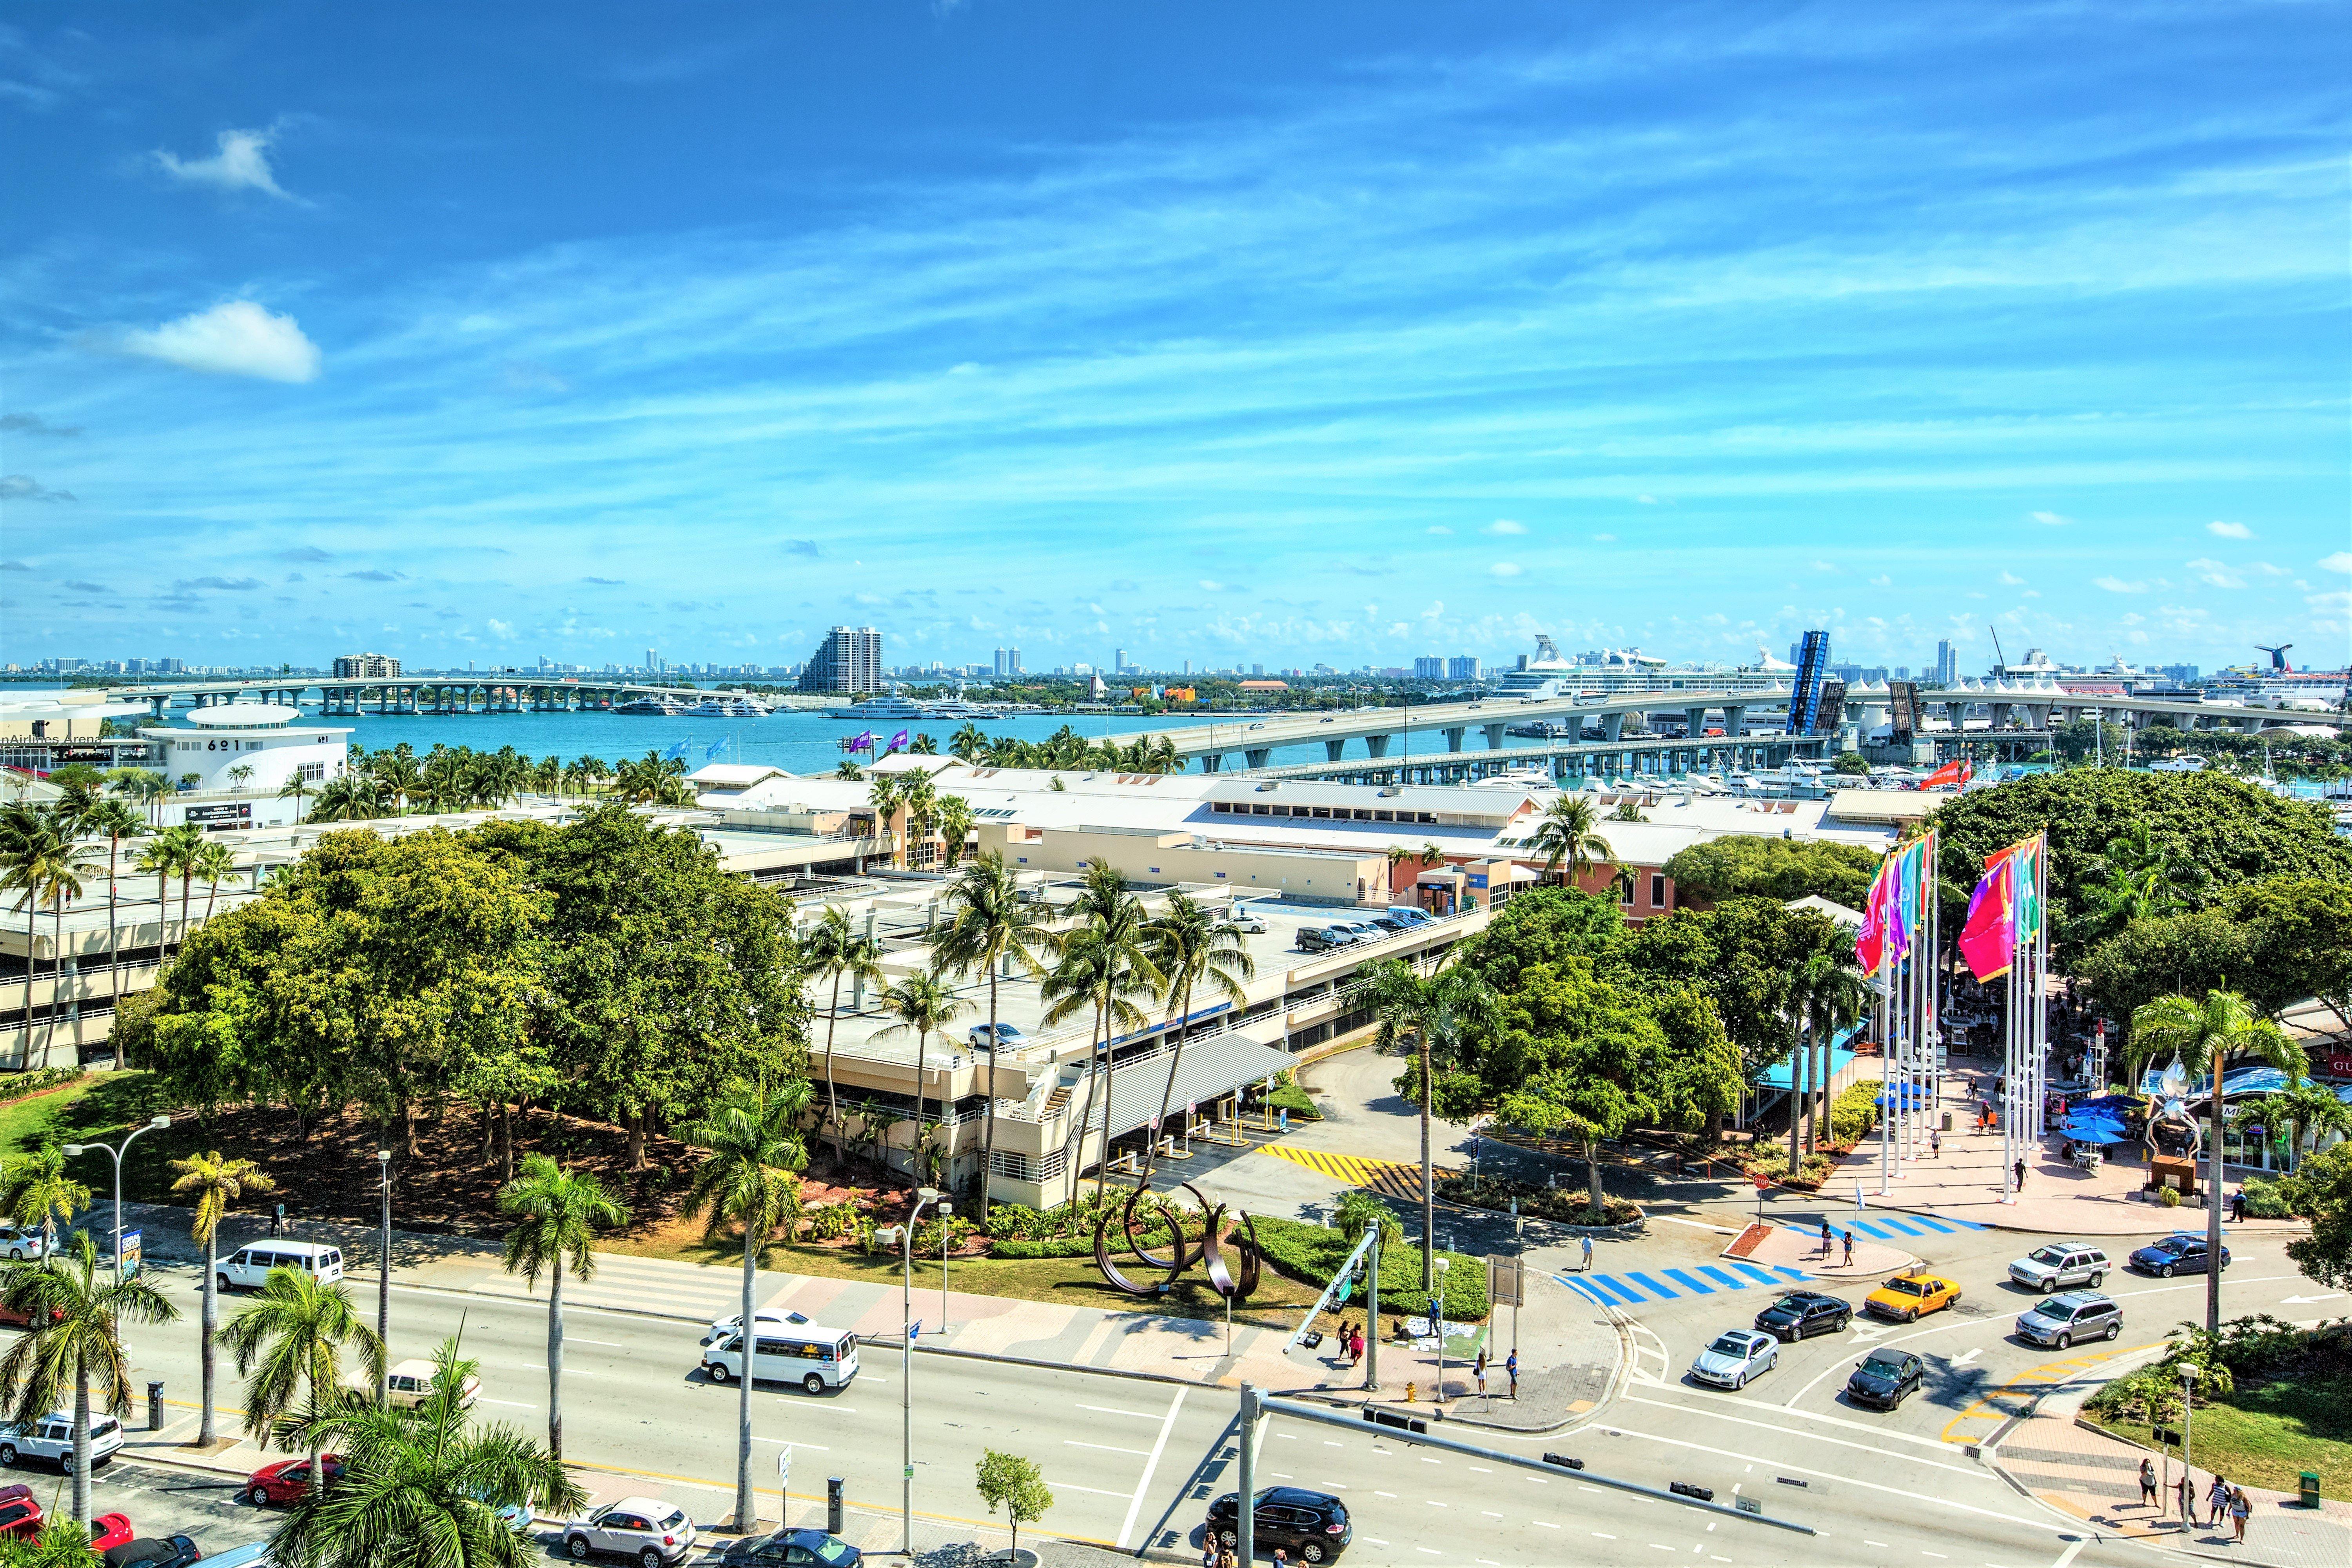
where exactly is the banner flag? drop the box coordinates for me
[663,740,688,760]
[1958,851,2017,980]
[1856,854,1897,975]
[1921,759,1971,789]
[887,728,910,754]
[704,739,728,760]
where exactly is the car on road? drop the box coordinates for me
[1844,1348,1925,1410]
[101,1535,205,1567]
[1864,1272,1962,1323]
[702,1323,860,1394]
[0,1409,125,1470]
[1221,909,1269,935]
[2007,1243,2109,1294]
[1688,1328,1779,1390]
[0,1227,47,1262]
[2127,1233,2228,1278]
[217,1240,343,1293]
[386,1356,481,1411]
[561,1495,697,1566]
[966,1022,1026,1051]
[719,1526,863,1566]
[2014,1291,2122,1349]
[1753,1290,1851,1341]
[0,1292,62,1331]
[243,1455,343,1507]
[1206,1486,1350,1564]
[0,1484,38,1540]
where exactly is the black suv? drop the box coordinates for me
[1207,1487,1352,1564]
[1296,928,1350,953]
[1754,1290,1851,1341]
[1844,1348,1925,1410]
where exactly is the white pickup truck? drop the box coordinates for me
[0,1410,124,1470]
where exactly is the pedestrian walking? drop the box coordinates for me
[1818,1219,1833,1255]
[1505,1348,1519,1399]
[269,1201,285,1238]
[1580,1233,1593,1271]
[1272,1548,1290,1567]
[2230,1188,2247,1224]
[2177,1470,2197,1526]
[2208,1476,2230,1532]
[2229,1485,2249,1542]
[1841,1230,1855,1267]
[2138,1457,2158,1508]
[1202,1536,1220,1568]
[1475,1349,1488,1400]
[2013,1158,2027,1192]
[1930,1129,1941,1159]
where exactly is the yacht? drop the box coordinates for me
[1495,636,1797,701]
[2147,755,2207,774]
[823,695,931,720]
[691,696,771,718]
[616,695,690,716]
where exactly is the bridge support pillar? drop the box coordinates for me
[1325,739,1347,762]
[1365,733,1392,758]
[1724,704,1747,737]
[1200,753,1223,773]
[1245,748,1271,769]
[1481,723,1507,749]
[2025,703,2051,731]
[1442,726,1466,752]
[1685,706,1708,740]
[1600,713,1625,743]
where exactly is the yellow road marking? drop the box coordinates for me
[1938,1341,2159,1445]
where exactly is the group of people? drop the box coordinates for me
[1331,1319,1367,1367]
[2137,1458,2255,1542]
[1816,1220,1857,1267]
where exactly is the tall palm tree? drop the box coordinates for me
[1360,960,1437,1285]
[275,770,316,822]
[2258,1078,2352,1173]
[931,854,1059,1200]
[191,838,239,923]
[372,749,424,815]
[1042,863,1162,1198]
[799,907,886,1167]
[496,1155,630,1461]
[874,973,972,1187]
[218,1267,387,1481]
[867,773,906,868]
[305,773,382,823]
[0,1145,89,1256]
[0,1232,178,1526]
[2127,988,2305,1330]
[948,722,988,761]
[681,1082,809,1535]
[168,1151,276,1446]
[0,802,55,1069]
[78,799,145,988]
[269,1336,586,1568]
[932,793,975,869]
[1525,794,1613,888]
[145,824,205,931]
[1140,892,1255,1187]
[2,812,101,1070]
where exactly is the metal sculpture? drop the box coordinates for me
[1092,1180,1262,1301]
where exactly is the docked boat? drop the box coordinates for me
[616,696,690,716]
[823,695,930,720]
[691,696,770,718]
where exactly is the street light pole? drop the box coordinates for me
[376,1150,392,1410]
[878,1186,939,1557]
[62,1114,171,1284]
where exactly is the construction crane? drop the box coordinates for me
[2256,643,2294,673]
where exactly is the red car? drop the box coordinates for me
[0,1485,131,1548]
[0,1298,64,1330]
[89,1514,135,1552]
[244,1454,343,1507]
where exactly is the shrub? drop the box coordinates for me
[2238,1178,2293,1220]
[1266,1085,1321,1121]
[802,1203,857,1241]
[1246,1212,1488,1321]
[1437,1173,1642,1227]
[1828,1082,1882,1147]
[2158,1187,2181,1208]
[0,1067,85,1103]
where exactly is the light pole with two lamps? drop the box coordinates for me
[875,1187,948,1556]
[376,1149,392,1409]
[62,1114,171,1283]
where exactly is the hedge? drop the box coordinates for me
[1439,1173,1641,1227]
[1266,1084,1321,1121]
[1246,1212,1489,1321]
[0,1067,87,1105]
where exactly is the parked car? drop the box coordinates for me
[89,1515,136,1553]
[1688,1329,1779,1390]
[0,1410,124,1470]
[0,1485,38,1540]
[196,1546,275,1568]
[102,1535,205,1568]
[1384,906,1433,927]
[386,1356,481,1411]
[1205,1487,1351,1564]
[0,1292,63,1331]
[2007,1243,2109,1294]
[1332,921,1382,941]
[719,1526,863,1566]
[1753,1291,1851,1342]
[966,1022,1026,1050]
[2128,1233,2228,1278]
[1295,928,1348,953]
[216,1240,343,1293]
[1366,916,1408,935]
[0,1227,47,1262]
[2015,1291,2122,1349]
[1863,1272,1962,1323]
[243,1455,343,1508]
[561,1496,697,1566]
[1221,910,1269,935]
[1844,1348,1925,1410]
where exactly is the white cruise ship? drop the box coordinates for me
[1494,637,1796,700]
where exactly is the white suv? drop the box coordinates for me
[2007,1244,2109,1294]
[0,1410,123,1471]
[561,1495,696,1566]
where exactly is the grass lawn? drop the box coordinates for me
[0,1072,127,1159]
[2087,1379,2352,1495]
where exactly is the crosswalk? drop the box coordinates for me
[1841,1212,1985,1240]
[1554,1261,1813,1308]
[1256,1144,1449,1204]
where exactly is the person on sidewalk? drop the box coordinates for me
[2229,1188,2247,1224]
[270,1202,284,1238]
[2013,1158,2027,1192]
[2229,1485,2249,1542]
[2138,1457,2158,1508]
[1202,1537,1220,1568]
[1930,1129,1941,1159]
[1505,1348,1518,1399]
[1474,1350,1488,1400]
[1841,1230,1855,1268]
[1818,1219,1833,1256]
[1580,1234,1593,1271]
[2177,1469,2198,1526]
[2208,1475,2230,1532]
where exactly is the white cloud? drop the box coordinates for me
[2023,590,2042,598]
[1489,562,1522,578]
[1591,533,1617,543]
[2092,576,2147,593]
[2205,520,2254,540]
[153,128,291,198]
[1998,571,2026,586]
[1485,519,1526,535]
[117,301,321,382]
[1809,560,1837,572]
[2185,557,2244,588]
[486,618,512,637]
[2030,510,2071,527]
[1867,574,1892,588]
[1635,495,1658,505]
[2322,551,2352,574]
[1420,600,1443,618]
[1425,526,1454,536]
[1198,579,1224,592]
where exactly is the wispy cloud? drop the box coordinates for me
[0,475,74,503]
[114,301,321,382]
[0,413,80,438]
[2185,557,2244,588]
[2093,576,2147,593]
[1484,519,1526,535]
[2029,511,2071,527]
[2206,520,2254,540]
[152,127,294,199]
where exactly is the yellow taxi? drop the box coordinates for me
[1863,1271,1962,1323]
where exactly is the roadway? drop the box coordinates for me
[82,1218,2321,1565]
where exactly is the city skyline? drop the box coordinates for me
[4,3,2349,671]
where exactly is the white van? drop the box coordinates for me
[701,1325,859,1395]
[218,1240,344,1292]
[386,1357,481,1411]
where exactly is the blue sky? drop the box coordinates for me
[4,1,2348,675]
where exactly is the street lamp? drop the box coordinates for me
[875,1185,941,1556]
[64,1114,171,1284]
[376,1150,392,1410]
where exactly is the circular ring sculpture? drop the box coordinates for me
[1093,1180,1262,1301]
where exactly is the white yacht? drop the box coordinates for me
[691,696,771,718]
[823,695,930,720]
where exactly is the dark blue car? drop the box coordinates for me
[2127,1232,2229,1278]
[720,1527,861,1567]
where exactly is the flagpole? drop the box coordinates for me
[1877,935,1893,1196]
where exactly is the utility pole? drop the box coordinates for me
[1236,1383,1261,1566]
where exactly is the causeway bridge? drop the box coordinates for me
[100,676,810,719]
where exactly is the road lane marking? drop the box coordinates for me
[1595,1423,2060,1530]
[1045,1479,1131,1497]
[1063,1441,1147,1456]
[483,1399,535,1408]
[1115,1387,1184,1552]
[2048,1542,2087,1568]
[1622,1396,1982,1479]
[1534,1521,1559,1528]
[750,1438,828,1450]
[1077,1403,1161,1419]
[565,1337,623,1347]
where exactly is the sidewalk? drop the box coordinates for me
[1990,1381,2350,1568]
[1821,1066,2310,1238]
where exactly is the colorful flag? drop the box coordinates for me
[663,740,688,761]
[1957,851,2016,980]
[1856,851,1901,974]
[887,728,910,754]
[1921,759,1971,789]
[704,738,727,760]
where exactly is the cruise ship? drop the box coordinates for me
[1494,636,1797,700]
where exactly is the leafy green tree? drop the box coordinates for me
[218,1265,386,1479]
[2282,1144,2352,1291]
[267,1336,586,1568]
[1658,836,1878,910]
[1525,794,1613,886]
[973,1448,1054,1558]
[0,1232,178,1526]
[1484,960,1670,1221]
[930,855,1058,1196]
[169,1150,276,1445]
[872,973,971,1185]
[1140,891,1255,1187]
[1831,751,1871,775]
[2128,989,2305,1330]
[1618,900,1803,1119]
[799,905,887,1167]
[681,1083,808,1534]
[497,1154,629,1461]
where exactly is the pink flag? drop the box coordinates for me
[1958,849,2018,981]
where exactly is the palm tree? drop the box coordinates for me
[305,773,382,823]
[2128,988,2306,1330]
[372,749,424,815]
[874,973,972,1187]
[1140,892,1255,1187]
[0,1232,178,1526]
[2258,1078,2352,1173]
[910,732,940,756]
[949,723,988,761]
[0,811,101,1070]
[933,793,975,869]
[145,823,205,931]
[192,838,239,923]
[218,1266,387,1481]
[867,773,906,868]
[168,1151,276,1446]
[1042,863,1162,1198]
[1525,794,1613,888]
[267,1336,586,1568]
[79,799,145,988]
[681,1082,809,1535]
[930,854,1059,1199]
[0,803,55,1069]
[799,907,886,1168]
[0,1145,89,1256]
[275,770,316,822]
[496,1155,629,1461]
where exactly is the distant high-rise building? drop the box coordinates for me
[333,652,401,680]
[2158,663,2200,682]
[1447,655,1481,682]
[797,626,883,693]
[1413,656,1444,679]
[991,647,1024,678]
[646,648,663,672]
[1934,639,1959,686]
[1251,662,1264,677]
[1115,648,1129,672]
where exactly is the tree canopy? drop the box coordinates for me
[1659,835,1878,910]
[2075,875,2352,1032]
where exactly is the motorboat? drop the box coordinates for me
[2147,755,2206,773]
[616,696,689,716]
[691,696,771,718]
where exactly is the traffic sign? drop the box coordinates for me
[777,1444,792,1486]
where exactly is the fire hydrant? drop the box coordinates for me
[1404,1381,1417,1403]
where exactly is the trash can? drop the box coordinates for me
[1940,1110,1953,1132]
[2301,1471,2321,1508]
[146,1380,165,1432]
